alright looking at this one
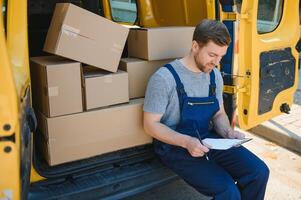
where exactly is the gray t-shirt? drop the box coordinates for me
[143,59,224,129]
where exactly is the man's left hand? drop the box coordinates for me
[227,129,245,139]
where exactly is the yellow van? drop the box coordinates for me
[0,0,299,199]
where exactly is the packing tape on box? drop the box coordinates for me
[110,43,123,54]
[110,47,121,54]
[48,87,59,97]
[113,43,123,50]
[62,24,80,37]
[104,75,113,83]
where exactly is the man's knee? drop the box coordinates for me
[253,160,270,184]
[259,161,270,182]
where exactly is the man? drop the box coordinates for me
[143,19,269,200]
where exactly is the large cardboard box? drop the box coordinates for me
[30,56,83,117]
[119,58,173,98]
[37,99,152,166]
[44,3,129,72]
[83,68,129,110]
[127,27,194,60]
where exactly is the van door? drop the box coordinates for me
[1,0,32,199]
[0,0,21,199]
[237,0,300,129]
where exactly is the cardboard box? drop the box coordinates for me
[37,99,152,166]
[83,68,129,110]
[119,58,173,98]
[127,27,194,60]
[44,3,129,72]
[30,56,83,117]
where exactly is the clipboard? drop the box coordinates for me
[202,138,253,150]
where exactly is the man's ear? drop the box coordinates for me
[192,40,201,54]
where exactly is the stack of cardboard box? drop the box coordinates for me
[30,3,194,166]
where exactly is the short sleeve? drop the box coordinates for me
[215,69,224,107]
[143,72,170,114]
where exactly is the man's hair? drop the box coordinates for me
[193,19,231,47]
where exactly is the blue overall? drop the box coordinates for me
[154,64,269,200]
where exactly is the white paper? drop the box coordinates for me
[202,138,252,150]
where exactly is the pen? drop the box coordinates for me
[195,128,209,161]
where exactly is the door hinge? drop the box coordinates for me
[239,10,252,22]
[220,11,237,21]
[223,85,247,94]
[221,72,250,94]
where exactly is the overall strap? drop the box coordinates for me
[164,64,187,110]
[209,70,216,97]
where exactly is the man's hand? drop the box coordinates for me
[185,136,210,157]
[227,129,245,139]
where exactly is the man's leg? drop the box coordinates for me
[158,148,241,200]
[210,146,270,200]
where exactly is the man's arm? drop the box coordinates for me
[143,112,209,157]
[212,105,245,139]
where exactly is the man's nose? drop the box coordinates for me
[213,59,220,66]
[213,57,222,66]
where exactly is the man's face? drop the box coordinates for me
[192,40,228,73]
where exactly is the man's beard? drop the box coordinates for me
[194,54,208,73]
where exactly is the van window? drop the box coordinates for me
[257,0,283,33]
[109,0,137,23]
